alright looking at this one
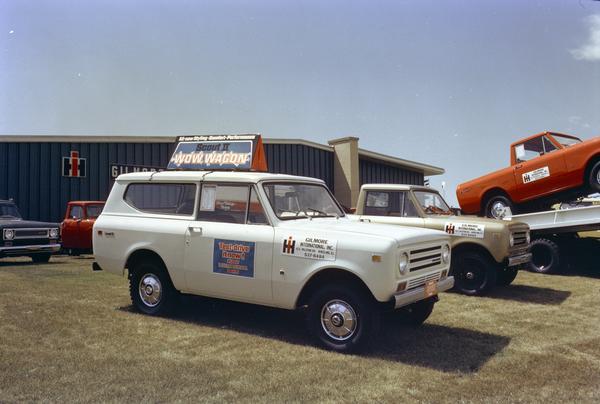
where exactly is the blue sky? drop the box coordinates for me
[1,0,599,204]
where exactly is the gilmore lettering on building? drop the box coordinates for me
[0,135,444,222]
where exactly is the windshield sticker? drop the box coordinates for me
[445,223,485,239]
[522,166,550,184]
[282,235,337,261]
[213,239,255,277]
[200,185,217,211]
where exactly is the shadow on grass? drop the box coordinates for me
[484,284,571,305]
[119,296,510,373]
[561,238,600,279]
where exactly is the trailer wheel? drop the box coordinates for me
[589,160,600,193]
[529,238,561,274]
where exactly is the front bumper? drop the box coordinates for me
[393,276,454,309]
[0,243,61,256]
[508,252,532,267]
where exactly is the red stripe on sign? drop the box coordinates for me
[71,151,79,177]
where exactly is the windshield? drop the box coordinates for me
[86,204,104,218]
[263,183,344,220]
[0,203,22,219]
[551,134,581,147]
[413,191,453,215]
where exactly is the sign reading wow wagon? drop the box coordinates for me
[168,134,268,171]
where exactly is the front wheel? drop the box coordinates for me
[306,284,379,353]
[129,261,178,315]
[451,251,498,295]
[484,195,514,219]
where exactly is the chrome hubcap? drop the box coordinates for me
[596,170,600,185]
[491,201,507,218]
[321,299,357,341]
[466,271,475,280]
[139,274,162,307]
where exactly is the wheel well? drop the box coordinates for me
[584,154,600,181]
[125,249,168,278]
[295,268,374,309]
[480,188,509,213]
[451,243,496,266]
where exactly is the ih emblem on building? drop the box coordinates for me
[62,151,87,178]
[283,236,296,254]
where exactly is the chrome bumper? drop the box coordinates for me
[393,276,454,309]
[0,243,61,255]
[508,252,532,267]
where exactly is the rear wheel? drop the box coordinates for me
[484,195,514,219]
[589,160,600,193]
[497,267,518,286]
[306,284,379,353]
[129,260,178,315]
[31,253,51,263]
[451,250,498,295]
[529,238,561,274]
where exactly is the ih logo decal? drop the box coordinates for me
[282,236,296,254]
[445,224,455,235]
[62,151,86,178]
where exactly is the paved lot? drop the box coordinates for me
[1,249,599,403]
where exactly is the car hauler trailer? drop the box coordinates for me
[504,204,600,273]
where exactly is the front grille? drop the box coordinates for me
[9,238,52,247]
[407,271,442,290]
[14,229,49,239]
[409,245,442,272]
[512,231,528,248]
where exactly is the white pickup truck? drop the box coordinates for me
[93,171,453,352]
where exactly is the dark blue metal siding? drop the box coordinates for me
[264,144,334,190]
[359,158,424,186]
[0,141,335,222]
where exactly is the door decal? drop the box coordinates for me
[213,239,255,277]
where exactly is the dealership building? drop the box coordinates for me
[0,135,444,222]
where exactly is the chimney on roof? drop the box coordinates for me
[328,136,360,208]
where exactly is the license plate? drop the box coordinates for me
[424,280,437,298]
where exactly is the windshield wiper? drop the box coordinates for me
[307,208,338,218]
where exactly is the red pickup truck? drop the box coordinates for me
[457,132,600,218]
[61,201,105,255]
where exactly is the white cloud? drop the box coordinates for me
[571,14,600,61]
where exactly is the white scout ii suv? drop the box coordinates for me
[93,171,454,352]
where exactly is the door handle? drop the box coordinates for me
[188,226,202,235]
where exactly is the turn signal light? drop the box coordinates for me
[396,282,407,292]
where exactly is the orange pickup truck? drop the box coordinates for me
[457,132,600,218]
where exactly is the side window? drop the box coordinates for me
[70,206,84,219]
[247,188,269,225]
[365,191,406,216]
[515,137,544,162]
[543,136,557,154]
[124,183,197,215]
[86,205,104,218]
[197,184,249,224]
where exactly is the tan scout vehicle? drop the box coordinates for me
[352,184,531,295]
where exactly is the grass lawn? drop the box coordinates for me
[1,249,600,403]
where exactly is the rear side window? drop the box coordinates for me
[124,183,197,215]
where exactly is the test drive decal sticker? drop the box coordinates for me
[282,235,337,261]
[445,223,485,239]
[213,239,255,277]
[522,166,550,184]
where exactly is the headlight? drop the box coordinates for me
[3,229,15,240]
[442,244,450,263]
[49,228,59,239]
[398,252,409,275]
[509,233,515,247]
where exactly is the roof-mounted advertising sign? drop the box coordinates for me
[168,134,267,171]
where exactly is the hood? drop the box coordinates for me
[277,217,448,245]
[0,219,60,229]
